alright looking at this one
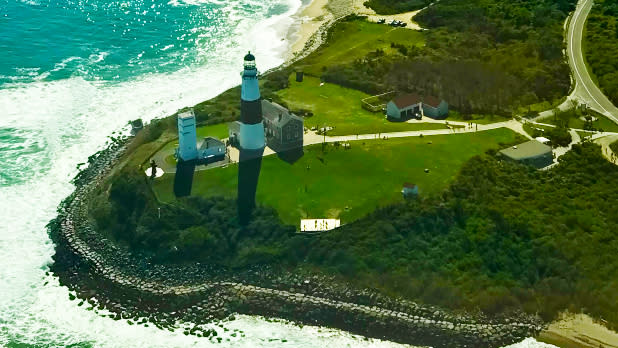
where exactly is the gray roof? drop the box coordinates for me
[262,100,303,126]
[228,121,241,133]
[499,140,552,160]
[198,136,224,150]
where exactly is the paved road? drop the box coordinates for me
[566,0,618,122]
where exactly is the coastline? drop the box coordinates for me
[43,1,618,347]
[539,313,618,348]
[283,0,422,63]
[288,0,331,58]
[48,137,542,348]
[350,0,421,29]
[285,0,353,62]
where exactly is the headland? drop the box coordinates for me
[47,0,618,347]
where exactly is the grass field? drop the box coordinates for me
[523,123,554,138]
[543,113,618,133]
[299,19,425,76]
[277,75,450,135]
[153,128,524,225]
[447,110,511,125]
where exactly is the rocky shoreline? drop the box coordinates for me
[47,136,545,347]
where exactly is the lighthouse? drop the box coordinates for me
[177,109,198,162]
[239,51,265,150]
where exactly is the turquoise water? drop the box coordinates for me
[0,0,286,84]
[0,0,557,347]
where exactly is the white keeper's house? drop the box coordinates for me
[386,93,448,120]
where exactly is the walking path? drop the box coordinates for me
[151,115,618,174]
[225,118,531,163]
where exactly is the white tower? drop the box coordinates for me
[177,109,198,161]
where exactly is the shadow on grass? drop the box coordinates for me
[173,161,196,197]
[238,148,264,225]
[276,147,304,164]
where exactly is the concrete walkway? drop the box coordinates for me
[222,119,530,163]
[151,116,618,173]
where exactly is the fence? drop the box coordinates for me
[361,91,395,113]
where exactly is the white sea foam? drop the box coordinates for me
[503,338,558,348]
[18,0,40,6]
[0,0,557,346]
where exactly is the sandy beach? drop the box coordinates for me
[288,0,333,58]
[286,0,422,61]
[539,313,618,348]
[286,0,355,61]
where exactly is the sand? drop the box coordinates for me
[286,0,422,62]
[288,0,333,58]
[351,0,421,29]
[539,313,618,348]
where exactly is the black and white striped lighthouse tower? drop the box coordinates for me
[239,51,265,150]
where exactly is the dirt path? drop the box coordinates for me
[351,0,422,29]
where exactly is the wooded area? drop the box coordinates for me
[95,142,618,329]
[584,0,618,105]
[323,0,575,117]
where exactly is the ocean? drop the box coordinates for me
[0,0,557,346]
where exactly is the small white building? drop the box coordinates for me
[386,93,422,119]
[402,183,418,198]
[198,136,226,162]
[386,93,448,120]
[422,96,449,119]
[300,219,341,232]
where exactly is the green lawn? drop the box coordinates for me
[515,97,567,116]
[447,110,511,124]
[299,19,425,76]
[523,123,554,138]
[153,128,524,225]
[277,75,450,135]
[544,113,618,133]
[196,123,229,139]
